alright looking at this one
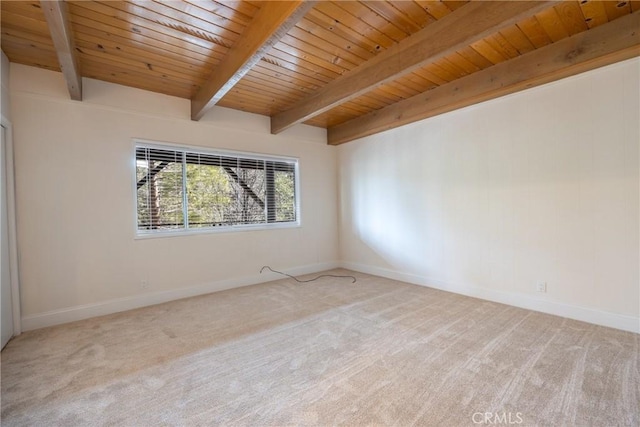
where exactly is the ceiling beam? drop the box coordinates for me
[40,0,82,100]
[270,0,558,134]
[191,1,315,121]
[327,11,640,146]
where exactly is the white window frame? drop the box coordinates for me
[133,139,301,239]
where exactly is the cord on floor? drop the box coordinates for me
[260,266,356,284]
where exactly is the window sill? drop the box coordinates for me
[134,221,301,240]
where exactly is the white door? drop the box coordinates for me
[1,124,13,349]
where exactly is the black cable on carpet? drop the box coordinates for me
[260,266,356,284]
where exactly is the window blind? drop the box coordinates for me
[135,144,298,234]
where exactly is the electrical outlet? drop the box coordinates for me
[140,280,149,290]
[536,282,547,293]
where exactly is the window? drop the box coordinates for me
[135,142,299,235]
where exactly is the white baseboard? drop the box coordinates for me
[21,261,340,331]
[21,261,639,334]
[340,261,640,334]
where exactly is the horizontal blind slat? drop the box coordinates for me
[136,143,297,233]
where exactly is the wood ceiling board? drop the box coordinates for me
[75,42,204,86]
[433,57,469,79]
[391,1,439,26]
[72,28,214,75]
[232,89,304,114]
[245,65,317,96]
[147,0,249,34]
[1,33,54,52]
[127,0,244,45]
[401,71,440,93]
[225,84,293,110]
[268,41,348,79]
[339,100,383,117]
[265,44,342,81]
[68,4,228,63]
[414,1,455,20]
[191,1,316,120]
[79,57,196,90]
[358,85,410,108]
[469,39,509,65]
[313,2,397,49]
[1,8,53,39]
[333,103,375,119]
[228,75,307,104]
[391,73,437,94]
[81,63,194,98]
[603,0,632,20]
[358,83,407,104]
[310,103,364,124]
[255,57,331,88]
[270,1,558,134]
[328,82,401,108]
[285,25,367,66]
[112,0,240,46]
[216,98,262,114]
[554,1,589,35]
[411,67,449,86]
[579,1,609,29]
[2,51,60,72]
[337,94,392,113]
[67,14,224,77]
[277,32,359,72]
[455,45,495,69]
[498,25,537,55]
[328,10,640,145]
[304,8,385,56]
[217,89,289,115]
[243,66,318,96]
[358,88,407,108]
[1,1,48,21]
[442,1,468,12]
[343,85,401,108]
[185,0,258,24]
[516,15,554,48]
[307,114,356,128]
[423,61,459,83]
[294,16,375,61]
[1,26,56,50]
[300,114,330,127]
[445,51,483,74]
[0,38,59,67]
[73,1,234,52]
[251,59,322,92]
[78,55,198,89]
[536,7,571,42]
[484,33,521,60]
[333,1,410,43]
[321,98,375,117]
[362,1,429,34]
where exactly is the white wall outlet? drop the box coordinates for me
[140,280,149,290]
[536,282,547,293]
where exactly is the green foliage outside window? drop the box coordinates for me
[136,145,298,233]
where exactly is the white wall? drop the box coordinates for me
[338,58,640,333]
[1,51,10,121]
[10,64,338,329]
[9,57,640,333]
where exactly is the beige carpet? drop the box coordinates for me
[1,270,638,426]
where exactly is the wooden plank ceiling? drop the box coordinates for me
[2,1,639,144]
